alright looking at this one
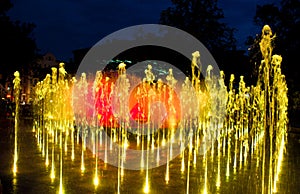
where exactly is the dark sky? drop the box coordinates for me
[8,0,280,61]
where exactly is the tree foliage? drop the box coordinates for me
[160,0,236,60]
[0,0,37,83]
[247,0,300,111]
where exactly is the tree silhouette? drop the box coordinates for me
[160,0,236,65]
[247,0,300,112]
[158,0,248,83]
[0,0,37,84]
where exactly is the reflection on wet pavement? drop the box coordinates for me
[1,119,300,194]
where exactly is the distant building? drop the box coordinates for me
[0,83,6,99]
[25,52,63,103]
[1,52,65,104]
[37,52,58,69]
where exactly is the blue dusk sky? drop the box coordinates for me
[8,0,280,61]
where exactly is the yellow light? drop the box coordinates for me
[81,150,85,173]
[181,156,185,173]
[58,185,64,194]
[143,180,150,193]
[81,165,85,173]
[273,134,285,193]
[124,139,129,148]
[162,138,166,147]
[12,165,17,176]
[143,185,149,193]
[71,151,75,161]
[144,154,150,193]
[165,170,169,184]
[94,176,99,187]
[50,170,55,180]
[45,158,49,167]
[13,152,18,176]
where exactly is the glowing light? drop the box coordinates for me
[58,185,64,194]
[143,181,150,193]
[216,139,221,188]
[144,176,150,193]
[124,139,129,148]
[273,134,285,193]
[165,162,169,184]
[71,149,75,161]
[203,158,208,194]
[12,71,20,176]
[162,138,166,147]
[50,154,55,180]
[50,169,55,180]
[81,163,85,173]
[94,175,99,187]
[12,164,17,176]
[45,157,49,167]
[28,24,288,194]
[181,153,185,173]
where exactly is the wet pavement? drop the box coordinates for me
[1,118,300,194]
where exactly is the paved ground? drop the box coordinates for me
[1,117,300,194]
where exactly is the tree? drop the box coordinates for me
[247,0,300,112]
[0,0,37,84]
[160,0,237,70]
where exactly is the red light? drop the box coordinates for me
[128,82,181,129]
[74,74,181,129]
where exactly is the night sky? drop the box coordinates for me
[8,0,280,61]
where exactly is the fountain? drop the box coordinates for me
[9,25,288,194]
[12,71,21,176]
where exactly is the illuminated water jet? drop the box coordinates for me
[25,25,288,194]
[12,71,21,176]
